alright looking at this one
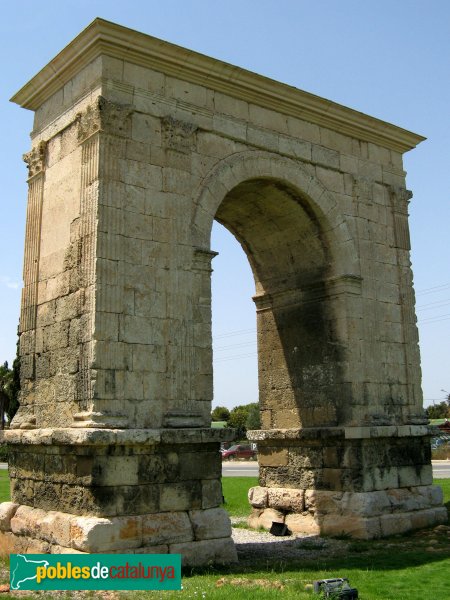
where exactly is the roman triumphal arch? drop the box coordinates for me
[0,19,446,563]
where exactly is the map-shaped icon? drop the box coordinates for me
[10,554,49,590]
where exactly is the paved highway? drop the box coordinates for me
[1,461,449,478]
[222,460,450,479]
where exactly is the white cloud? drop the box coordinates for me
[0,276,20,290]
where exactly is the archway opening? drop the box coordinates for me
[212,177,345,432]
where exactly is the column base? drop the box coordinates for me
[248,484,448,539]
[0,427,238,566]
[0,503,237,565]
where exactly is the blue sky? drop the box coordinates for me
[0,1,449,409]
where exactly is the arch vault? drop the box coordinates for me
[0,19,445,563]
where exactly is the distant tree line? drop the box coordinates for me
[211,402,260,438]
[0,339,20,429]
[426,394,450,420]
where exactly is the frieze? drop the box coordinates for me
[162,116,197,153]
[77,96,132,142]
[23,141,46,179]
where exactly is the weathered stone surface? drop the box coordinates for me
[142,512,193,545]
[0,502,19,531]
[170,538,237,566]
[189,508,231,541]
[248,508,285,531]
[201,479,223,509]
[70,515,142,552]
[321,515,381,539]
[285,513,321,535]
[248,486,268,509]
[379,513,412,536]
[341,490,391,517]
[304,490,343,515]
[10,505,47,537]
[267,488,304,512]
[7,18,439,559]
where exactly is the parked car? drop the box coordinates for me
[221,444,257,461]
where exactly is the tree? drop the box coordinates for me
[211,406,230,422]
[8,338,20,423]
[0,362,12,429]
[0,337,21,428]
[227,402,260,438]
[426,393,450,420]
[245,403,261,430]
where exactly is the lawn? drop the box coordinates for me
[0,471,9,503]
[0,474,448,599]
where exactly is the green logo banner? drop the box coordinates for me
[10,554,181,591]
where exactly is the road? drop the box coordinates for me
[1,461,449,478]
[223,460,450,479]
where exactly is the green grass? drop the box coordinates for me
[0,471,9,502]
[222,477,258,517]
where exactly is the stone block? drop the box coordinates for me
[39,511,72,547]
[70,515,142,552]
[248,486,268,509]
[285,513,321,535]
[304,490,343,515]
[341,490,390,517]
[258,448,288,467]
[189,508,231,540]
[159,482,202,512]
[312,144,339,168]
[422,484,444,506]
[202,479,223,509]
[170,538,237,566]
[379,513,412,536]
[214,91,249,120]
[10,506,46,540]
[316,166,345,194]
[94,456,139,486]
[179,451,221,480]
[279,136,311,160]
[267,488,304,512]
[409,508,440,531]
[251,508,285,531]
[322,515,381,539]
[142,511,193,545]
[134,544,169,554]
[0,502,19,531]
[398,466,422,488]
[363,467,399,491]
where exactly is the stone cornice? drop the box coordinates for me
[11,18,425,153]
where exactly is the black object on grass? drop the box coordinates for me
[269,521,291,536]
[313,578,358,599]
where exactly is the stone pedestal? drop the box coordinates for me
[0,428,237,565]
[247,427,447,538]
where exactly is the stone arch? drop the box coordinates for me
[5,20,443,561]
[193,151,361,429]
[192,150,360,282]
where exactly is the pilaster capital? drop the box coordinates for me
[77,96,133,142]
[162,116,198,153]
[389,185,413,214]
[192,247,218,272]
[23,141,46,179]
